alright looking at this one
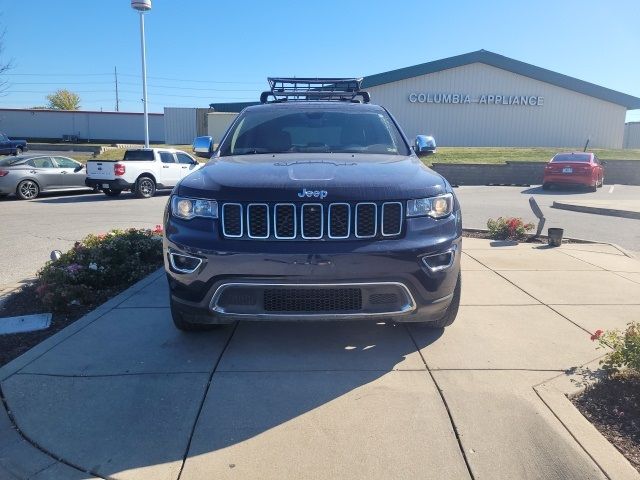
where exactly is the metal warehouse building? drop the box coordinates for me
[211,50,640,149]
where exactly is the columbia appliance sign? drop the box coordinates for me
[408,92,544,106]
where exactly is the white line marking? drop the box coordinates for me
[608,185,615,194]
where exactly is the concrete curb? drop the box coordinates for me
[534,360,640,480]
[0,268,165,383]
[552,201,640,220]
[0,269,165,479]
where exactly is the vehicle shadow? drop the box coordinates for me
[520,186,593,196]
[3,319,447,478]
[33,190,171,204]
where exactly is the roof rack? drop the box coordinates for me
[260,77,370,104]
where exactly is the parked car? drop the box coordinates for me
[0,155,89,200]
[0,133,28,156]
[163,78,461,331]
[543,152,604,191]
[85,148,201,198]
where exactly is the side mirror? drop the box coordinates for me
[74,164,84,172]
[193,136,214,158]
[414,135,437,158]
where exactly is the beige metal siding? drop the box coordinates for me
[367,63,626,148]
[623,122,640,148]
[207,113,238,143]
[164,107,197,144]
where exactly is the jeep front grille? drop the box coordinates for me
[221,202,403,240]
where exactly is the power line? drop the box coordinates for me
[3,72,264,85]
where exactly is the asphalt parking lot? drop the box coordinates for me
[0,185,639,288]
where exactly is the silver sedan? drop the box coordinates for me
[0,155,91,200]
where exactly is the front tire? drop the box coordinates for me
[426,273,461,328]
[16,180,39,200]
[135,176,156,199]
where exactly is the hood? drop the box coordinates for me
[177,153,447,202]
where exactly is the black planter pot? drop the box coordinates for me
[548,228,564,247]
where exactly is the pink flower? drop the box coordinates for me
[66,263,83,274]
[590,329,604,341]
[153,224,163,234]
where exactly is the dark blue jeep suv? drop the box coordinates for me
[163,78,461,330]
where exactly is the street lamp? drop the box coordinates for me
[131,0,152,148]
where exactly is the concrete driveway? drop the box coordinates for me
[1,239,640,479]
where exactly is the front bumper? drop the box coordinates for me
[164,209,462,324]
[85,178,133,190]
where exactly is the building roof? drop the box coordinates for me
[211,50,640,112]
[361,50,640,109]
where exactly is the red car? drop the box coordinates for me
[542,152,605,191]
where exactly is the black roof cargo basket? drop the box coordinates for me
[260,77,370,104]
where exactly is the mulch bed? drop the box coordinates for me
[572,373,640,472]
[462,229,582,245]
[0,284,92,367]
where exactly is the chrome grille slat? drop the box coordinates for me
[221,203,243,238]
[355,203,377,238]
[328,203,350,239]
[221,201,402,240]
[247,203,269,239]
[301,203,323,239]
[274,203,297,239]
[381,202,403,236]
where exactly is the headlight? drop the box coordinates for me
[406,193,453,218]
[171,196,218,220]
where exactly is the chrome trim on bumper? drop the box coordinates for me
[168,252,203,274]
[209,281,417,319]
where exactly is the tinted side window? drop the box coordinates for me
[54,157,79,168]
[123,150,155,161]
[176,153,195,164]
[159,152,176,164]
[30,157,55,168]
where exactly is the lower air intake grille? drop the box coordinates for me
[263,288,362,312]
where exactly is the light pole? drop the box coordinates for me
[131,0,152,148]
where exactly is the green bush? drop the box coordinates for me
[36,227,163,312]
[486,216,534,241]
[592,323,640,374]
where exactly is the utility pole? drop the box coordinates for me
[114,66,120,112]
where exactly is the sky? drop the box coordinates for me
[0,0,638,121]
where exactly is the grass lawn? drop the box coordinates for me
[66,145,640,165]
[425,147,640,165]
[68,144,193,163]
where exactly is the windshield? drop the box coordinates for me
[219,108,409,156]
[551,153,591,162]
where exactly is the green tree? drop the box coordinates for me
[46,89,81,110]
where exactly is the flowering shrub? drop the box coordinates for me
[591,323,640,374]
[486,217,534,241]
[36,227,163,312]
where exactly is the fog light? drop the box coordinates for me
[422,249,455,272]
[169,252,202,274]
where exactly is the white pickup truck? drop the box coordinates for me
[85,148,201,198]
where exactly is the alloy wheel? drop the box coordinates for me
[18,181,38,199]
